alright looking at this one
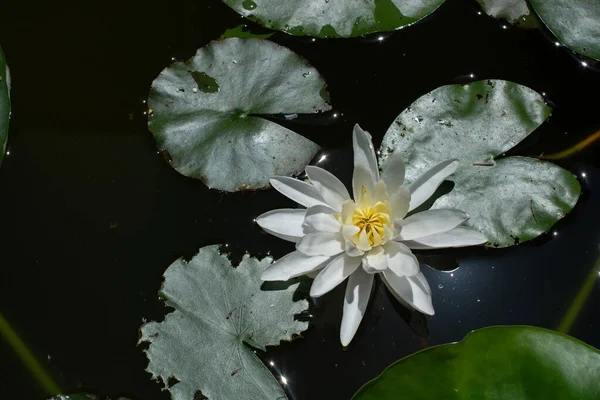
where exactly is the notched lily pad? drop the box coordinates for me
[379,80,580,247]
[139,245,309,400]
[0,46,10,166]
[353,326,600,400]
[529,0,600,61]
[221,0,447,38]
[148,38,331,191]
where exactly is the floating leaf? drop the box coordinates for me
[49,395,131,400]
[139,245,308,400]
[353,326,600,400]
[476,0,536,27]
[529,0,600,61]
[0,46,10,166]
[221,0,446,38]
[379,80,580,247]
[148,38,330,191]
[219,24,274,40]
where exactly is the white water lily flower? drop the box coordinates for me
[256,124,487,346]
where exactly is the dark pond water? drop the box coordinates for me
[1,0,599,399]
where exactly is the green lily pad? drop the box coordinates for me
[0,46,10,166]
[221,0,446,38]
[379,80,580,247]
[476,0,536,27]
[353,326,600,400]
[49,395,131,400]
[148,38,330,191]
[220,24,274,40]
[529,0,600,61]
[139,245,308,400]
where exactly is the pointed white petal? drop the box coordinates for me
[363,246,387,273]
[340,268,374,346]
[372,180,389,203]
[383,241,419,277]
[304,205,341,233]
[345,240,364,257]
[395,209,469,241]
[255,209,306,243]
[305,166,350,212]
[310,254,362,297]
[382,152,406,195]
[403,226,488,249]
[353,124,379,184]
[408,159,459,212]
[270,176,328,208]
[352,165,375,201]
[297,232,345,256]
[261,251,330,281]
[382,270,434,315]
[390,186,411,220]
[342,224,361,241]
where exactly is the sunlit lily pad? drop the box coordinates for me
[139,245,308,400]
[476,0,536,27]
[0,46,10,166]
[379,80,580,247]
[221,0,446,38]
[529,0,600,61]
[353,326,600,400]
[148,38,330,191]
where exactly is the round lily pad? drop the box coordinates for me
[476,0,536,27]
[221,0,447,38]
[353,326,600,400]
[148,38,331,191]
[379,79,580,247]
[529,0,600,61]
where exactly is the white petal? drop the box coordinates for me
[255,209,306,243]
[340,268,374,346]
[395,209,469,241]
[408,159,459,212]
[372,180,389,203]
[305,166,350,212]
[261,251,330,281]
[297,232,344,256]
[352,165,374,201]
[353,124,379,184]
[270,176,328,209]
[381,152,406,195]
[403,226,488,249]
[382,270,434,315]
[390,186,411,220]
[383,241,419,277]
[342,224,360,241]
[304,205,341,233]
[310,254,362,297]
[363,246,387,273]
[345,241,364,257]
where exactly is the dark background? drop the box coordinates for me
[1,0,599,399]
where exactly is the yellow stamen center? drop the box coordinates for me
[351,202,391,247]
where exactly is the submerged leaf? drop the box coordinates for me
[148,38,331,191]
[49,395,131,400]
[0,46,10,166]
[221,0,446,38]
[352,326,600,400]
[379,80,580,247]
[529,0,600,61]
[139,245,308,400]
